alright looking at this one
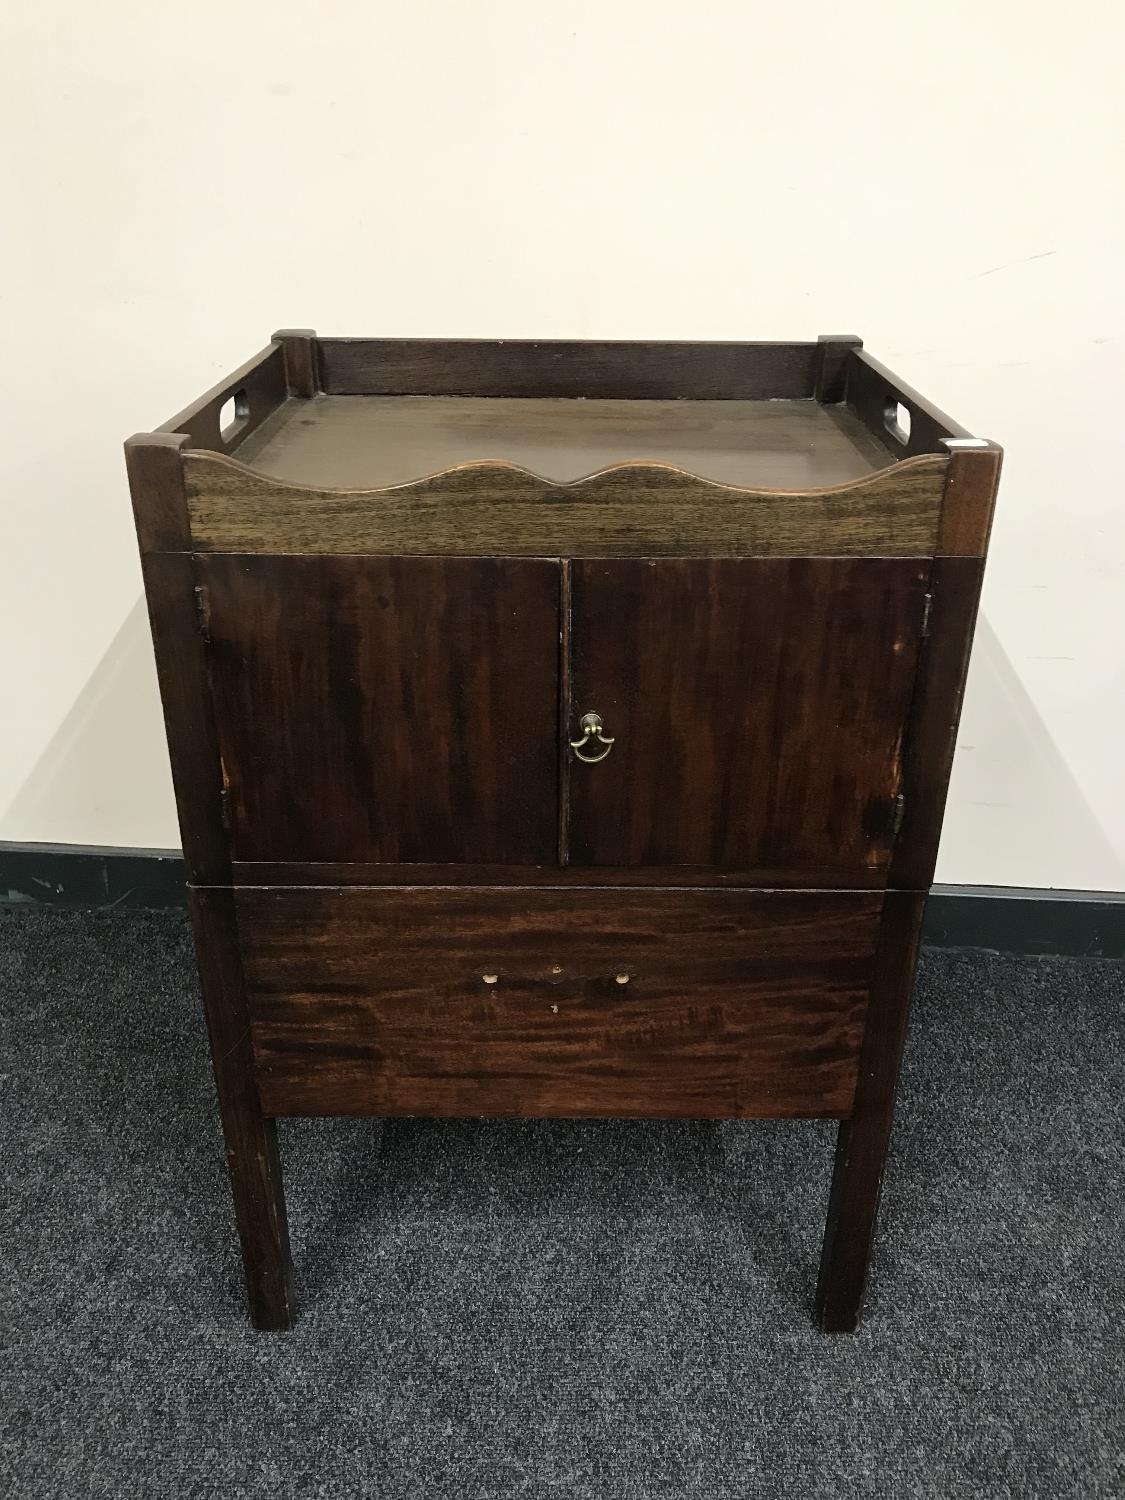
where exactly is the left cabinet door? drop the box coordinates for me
[198,555,561,864]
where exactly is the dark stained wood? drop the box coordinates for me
[188,887,294,1330]
[125,430,192,555]
[816,889,926,1331]
[138,553,231,884]
[233,393,897,490]
[937,440,1003,556]
[890,556,987,889]
[318,338,821,399]
[125,434,229,884]
[813,334,863,404]
[129,332,1000,1331]
[159,342,288,454]
[227,862,886,889]
[272,327,320,398]
[568,559,929,876]
[845,349,969,458]
[239,887,882,1120]
[198,555,560,865]
[558,560,573,867]
[183,450,947,557]
[129,433,290,1327]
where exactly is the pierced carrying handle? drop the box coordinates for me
[569,711,615,764]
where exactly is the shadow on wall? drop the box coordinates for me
[3,599,1120,887]
[939,616,1121,889]
[2,598,180,850]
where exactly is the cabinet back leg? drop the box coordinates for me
[189,888,295,1330]
[816,890,926,1332]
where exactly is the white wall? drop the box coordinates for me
[2,0,1123,890]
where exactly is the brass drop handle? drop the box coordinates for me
[569,711,615,763]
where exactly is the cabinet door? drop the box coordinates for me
[199,555,560,864]
[566,558,928,880]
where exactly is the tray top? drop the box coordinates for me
[232,394,901,491]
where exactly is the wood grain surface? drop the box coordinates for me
[232,394,898,490]
[937,440,1003,557]
[198,555,560,864]
[568,558,929,875]
[316,337,822,400]
[183,450,947,557]
[239,887,882,1120]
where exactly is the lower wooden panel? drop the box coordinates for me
[237,887,882,1120]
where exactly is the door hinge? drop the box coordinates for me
[920,591,933,639]
[219,786,232,831]
[892,792,906,836]
[194,584,212,643]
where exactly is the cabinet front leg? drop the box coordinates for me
[189,888,295,1330]
[816,1116,891,1331]
[218,1107,293,1331]
[816,890,926,1332]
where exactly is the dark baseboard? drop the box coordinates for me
[922,884,1124,960]
[0,842,188,911]
[1,841,1122,959]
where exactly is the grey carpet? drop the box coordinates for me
[1,908,1122,1500]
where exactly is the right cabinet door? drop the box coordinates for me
[566,558,929,881]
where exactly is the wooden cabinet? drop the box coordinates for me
[127,332,1001,1334]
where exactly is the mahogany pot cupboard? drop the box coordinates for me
[126,333,1001,1331]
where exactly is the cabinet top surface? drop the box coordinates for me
[232,393,902,491]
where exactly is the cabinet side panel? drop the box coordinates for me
[126,435,230,884]
[158,343,288,452]
[890,446,1000,886]
[139,554,232,883]
[845,350,970,455]
[890,555,987,888]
